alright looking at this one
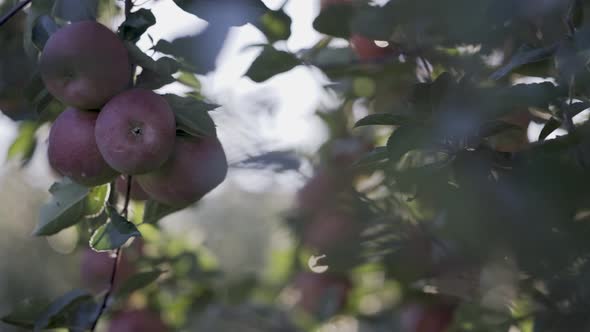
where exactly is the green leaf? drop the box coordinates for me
[135,56,181,89]
[6,121,38,166]
[90,206,141,251]
[387,125,431,162]
[84,184,110,218]
[352,146,390,169]
[34,179,89,236]
[125,42,159,72]
[177,71,201,91]
[245,46,301,83]
[33,289,92,332]
[538,117,562,141]
[52,0,98,22]
[1,298,51,329]
[118,8,156,42]
[354,113,410,127]
[490,43,559,80]
[115,269,163,299]
[479,120,521,138]
[256,9,291,42]
[143,200,181,224]
[312,3,354,39]
[162,94,218,137]
[31,15,58,51]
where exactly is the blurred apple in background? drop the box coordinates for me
[108,309,169,332]
[291,272,352,316]
[80,248,134,293]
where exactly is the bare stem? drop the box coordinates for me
[90,175,133,331]
[0,0,32,27]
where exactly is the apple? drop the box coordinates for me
[292,272,351,315]
[80,248,134,293]
[137,135,228,207]
[40,21,131,110]
[326,137,372,166]
[95,89,176,174]
[48,108,118,186]
[108,309,169,332]
[350,34,396,61]
[400,303,455,332]
[115,175,150,201]
[296,168,352,212]
[303,208,359,251]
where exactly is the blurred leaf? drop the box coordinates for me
[234,150,301,172]
[355,113,410,127]
[6,121,38,166]
[34,179,89,236]
[245,46,301,83]
[162,94,218,137]
[118,8,156,42]
[539,117,562,141]
[352,146,390,168]
[33,289,92,332]
[479,120,521,138]
[31,15,58,51]
[143,200,181,224]
[490,43,559,80]
[90,206,141,251]
[52,0,98,22]
[84,184,110,218]
[256,9,291,42]
[1,299,51,329]
[171,0,266,27]
[177,71,201,90]
[387,125,431,162]
[312,3,354,38]
[350,5,395,40]
[115,269,163,299]
[152,24,230,74]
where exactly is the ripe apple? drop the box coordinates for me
[292,272,351,315]
[296,168,352,212]
[40,21,131,110]
[108,309,169,332]
[48,108,118,186]
[303,208,359,251]
[115,175,150,201]
[95,89,176,174]
[80,248,134,293]
[137,135,228,207]
[400,303,455,332]
[350,34,396,61]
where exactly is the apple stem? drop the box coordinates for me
[0,0,32,27]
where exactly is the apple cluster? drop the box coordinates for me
[42,21,228,207]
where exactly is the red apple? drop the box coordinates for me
[108,309,169,332]
[303,208,359,251]
[292,272,351,315]
[40,21,131,110]
[350,34,396,61]
[115,175,150,201]
[137,135,228,207]
[296,168,352,212]
[95,89,176,174]
[400,303,455,332]
[48,108,118,186]
[80,248,134,293]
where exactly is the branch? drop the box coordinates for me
[90,177,133,331]
[0,0,32,27]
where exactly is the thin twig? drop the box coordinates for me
[90,1,135,329]
[0,0,32,27]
